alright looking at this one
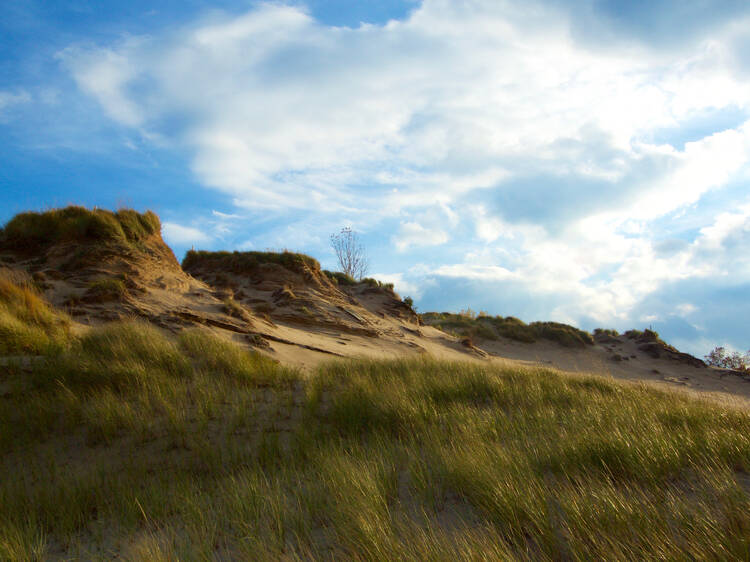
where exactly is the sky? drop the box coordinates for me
[1,0,749,356]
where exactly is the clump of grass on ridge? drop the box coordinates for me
[182,250,320,276]
[0,206,160,252]
[421,311,594,347]
[323,270,357,285]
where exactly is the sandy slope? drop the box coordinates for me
[478,336,750,409]
[2,221,747,409]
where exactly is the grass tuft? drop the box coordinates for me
[0,272,70,355]
[0,206,160,253]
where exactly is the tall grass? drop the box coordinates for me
[0,273,69,355]
[182,250,321,275]
[421,311,594,347]
[0,206,160,252]
[2,329,749,559]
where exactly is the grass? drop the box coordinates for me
[0,206,160,253]
[222,296,254,324]
[421,311,594,347]
[323,270,396,292]
[322,270,357,285]
[85,277,128,302]
[183,250,321,276]
[0,272,70,355]
[1,320,750,559]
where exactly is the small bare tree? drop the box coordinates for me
[330,227,369,280]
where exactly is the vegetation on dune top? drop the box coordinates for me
[183,249,321,275]
[0,206,161,252]
[323,270,396,292]
[1,321,749,559]
[323,269,358,285]
[421,309,594,347]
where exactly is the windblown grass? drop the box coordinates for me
[183,250,321,275]
[0,206,160,252]
[0,272,69,355]
[422,311,594,347]
[2,326,749,559]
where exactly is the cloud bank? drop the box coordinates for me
[56,0,750,354]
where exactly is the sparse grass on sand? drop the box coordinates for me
[1,316,750,559]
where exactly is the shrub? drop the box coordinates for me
[704,346,750,372]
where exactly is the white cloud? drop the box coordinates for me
[60,1,750,218]
[162,222,211,245]
[59,44,145,127]
[434,264,517,282]
[371,272,422,299]
[56,1,750,354]
[393,221,448,252]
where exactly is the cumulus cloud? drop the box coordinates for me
[162,222,211,245]
[57,0,750,354]
[393,221,449,252]
[59,1,750,217]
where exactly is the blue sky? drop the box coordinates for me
[2,0,749,356]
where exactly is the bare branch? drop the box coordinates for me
[330,227,369,280]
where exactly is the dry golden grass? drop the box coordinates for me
[1,319,749,559]
[0,273,70,355]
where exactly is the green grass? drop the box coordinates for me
[1,322,749,559]
[323,270,357,285]
[0,273,70,355]
[421,312,594,347]
[85,277,128,302]
[0,206,160,252]
[182,250,321,276]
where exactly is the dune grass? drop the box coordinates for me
[1,322,749,559]
[421,311,594,347]
[0,273,70,355]
[183,250,321,276]
[0,206,160,253]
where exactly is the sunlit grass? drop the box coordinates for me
[1,329,749,559]
[0,274,70,355]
